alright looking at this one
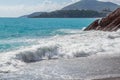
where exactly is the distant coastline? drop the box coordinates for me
[21,10,107,18]
[20,0,119,18]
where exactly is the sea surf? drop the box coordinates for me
[0,18,120,80]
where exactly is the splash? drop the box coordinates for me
[0,29,120,72]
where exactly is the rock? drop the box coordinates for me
[84,8,120,31]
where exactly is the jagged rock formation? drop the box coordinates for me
[84,8,120,31]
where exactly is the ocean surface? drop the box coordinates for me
[0,18,96,53]
[1,18,120,80]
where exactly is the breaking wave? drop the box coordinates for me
[1,29,120,72]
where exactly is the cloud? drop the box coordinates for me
[0,0,82,17]
[0,0,64,17]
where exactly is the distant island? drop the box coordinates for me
[27,10,106,18]
[21,0,119,18]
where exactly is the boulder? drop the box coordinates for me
[84,8,120,31]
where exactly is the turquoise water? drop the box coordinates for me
[0,18,96,52]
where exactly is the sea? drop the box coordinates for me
[1,18,120,80]
[0,18,95,53]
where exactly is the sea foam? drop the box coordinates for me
[0,29,120,72]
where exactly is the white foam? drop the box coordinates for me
[82,27,86,30]
[1,29,120,72]
[53,29,83,34]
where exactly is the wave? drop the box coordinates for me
[1,29,120,72]
[52,29,83,34]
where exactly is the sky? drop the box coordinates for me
[0,0,119,17]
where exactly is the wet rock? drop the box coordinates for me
[84,8,120,31]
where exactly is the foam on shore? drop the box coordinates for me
[0,29,120,72]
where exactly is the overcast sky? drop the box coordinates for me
[0,0,119,17]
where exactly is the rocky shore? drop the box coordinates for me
[84,8,120,31]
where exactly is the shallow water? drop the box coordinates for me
[1,56,120,80]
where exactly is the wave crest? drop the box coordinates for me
[15,45,59,63]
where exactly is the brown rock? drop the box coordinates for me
[84,19,99,30]
[84,8,120,31]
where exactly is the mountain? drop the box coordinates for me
[27,12,46,17]
[20,15,28,18]
[84,8,120,31]
[21,0,119,18]
[27,10,106,18]
[20,12,45,18]
[62,0,119,12]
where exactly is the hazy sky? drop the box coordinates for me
[0,0,119,17]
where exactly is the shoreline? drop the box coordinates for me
[1,55,120,80]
